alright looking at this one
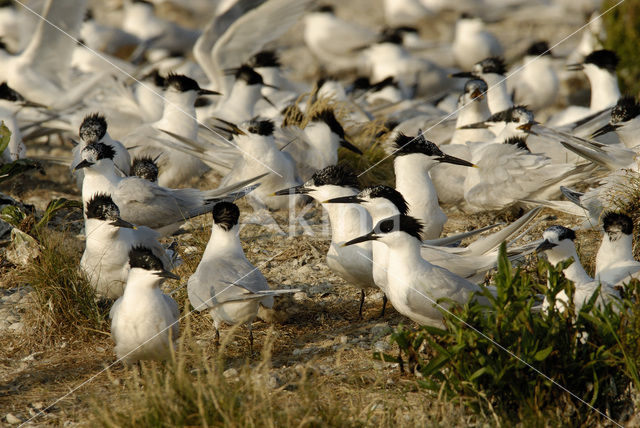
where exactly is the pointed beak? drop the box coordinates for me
[198,88,221,96]
[436,153,476,168]
[517,121,538,132]
[322,195,365,204]
[470,89,484,100]
[74,159,94,170]
[449,71,474,78]
[272,185,308,196]
[211,117,245,135]
[261,95,276,108]
[19,100,48,109]
[535,239,557,253]
[566,63,584,71]
[342,231,379,247]
[263,83,279,90]
[590,123,618,139]
[339,139,363,155]
[109,218,136,229]
[155,270,180,280]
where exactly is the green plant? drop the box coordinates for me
[390,243,638,425]
[602,0,640,96]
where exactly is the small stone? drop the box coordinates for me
[5,413,22,424]
[338,335,348,345]
[374,340,390,352]
[292,292,308,302]
[8,322,24,333]
[223,368,239,380]
[95,347,105,353]
[183,246,198,255]
[371,323,391,338]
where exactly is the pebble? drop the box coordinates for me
[370,323,392,338]
[5,413,22,425]
[8,322,24,333]
[223,368,239,380]
[373,340,390,352]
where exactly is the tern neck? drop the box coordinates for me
[394,155,440,214]
[586,67,620,111]
[204,224,244,258]
[482,73,512,114]
[387,235,426,274]
[124,268,163,293]
[367,200,401,225]
[596,233,634,272]
[321,187,371,243]
[548,248,591,285]
[225,81,261,120]
[157,91,198,139]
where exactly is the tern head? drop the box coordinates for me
[591,96,640,138]
[75,142,115,170]
[464,78,488,101]
[85,193,134,229]
[231,65,268,87]
[567,49,619,72]
[129,245,180,281]
[0,82,25,103]
[343,214,423,247]
[309,109,362,154]
[535,225,577,263]
[273,165,359,201]
[79,113,107,144]
[247,50,281,69]
[451,57,506,79]
[602,212,633,241]
[164,73,219,96]
[525,40,551,57]
[245,118,275,136]
[392,132,475,168]
[212,201,240,232]
[324,185,408,219]
[132,156,159,182]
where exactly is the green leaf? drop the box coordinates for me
[0,121,10,156]
[533,346,553,361]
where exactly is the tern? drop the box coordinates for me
[536,225,620,312]
[110,246,180,365]
[595,212,640,286]
[188,202,298,350]
[511,41,559,111]
[451,57,511,114]
[452,14,503,71]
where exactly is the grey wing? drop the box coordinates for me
[115,178,200,229]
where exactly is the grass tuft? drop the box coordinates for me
[602,0,640,96]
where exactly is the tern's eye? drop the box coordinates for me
[378,219,395,234]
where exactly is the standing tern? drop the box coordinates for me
[590,95,640,148]
[274,165,376,318]
[81,193,176,299]
[451,57,511,114]
[344,214,493,327]
[511,41,559,112]
[391,132,475,239]
[452,14,503,71]
[188,202,298,350]
[110,246,180,365]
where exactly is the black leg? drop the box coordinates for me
[358,289,365,319]
[214,328,220,349]
[248,328,254,355]
[379,294,388,318]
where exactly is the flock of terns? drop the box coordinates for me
[1,0,638,366]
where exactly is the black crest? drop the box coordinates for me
[247,50,281,68]
[475,57,507,75]
[375,215,423,240]
[602,212,633,236]
[83,142,115,162]
[212,201,240,231]
[310,165,359,188]
[370,77,399,92]
[247,119,275,136]
[525,41,551,57]
[316,4,334,13]
[611,96,640,124]
[504,136,530,152]
[584,49,619,72]
[165,73,202,92]
[85,193,119,221]
[79,113,107,143]
[486,105,532,123]
[310,109,346,139]
[142,69,166,87]
[546,225,576,241]
[129,246,164,271]
[0,82,24,102]
[360,185,408,215]
[235,65,264,85]
[392,133,443,157]
[132,156,159,182]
